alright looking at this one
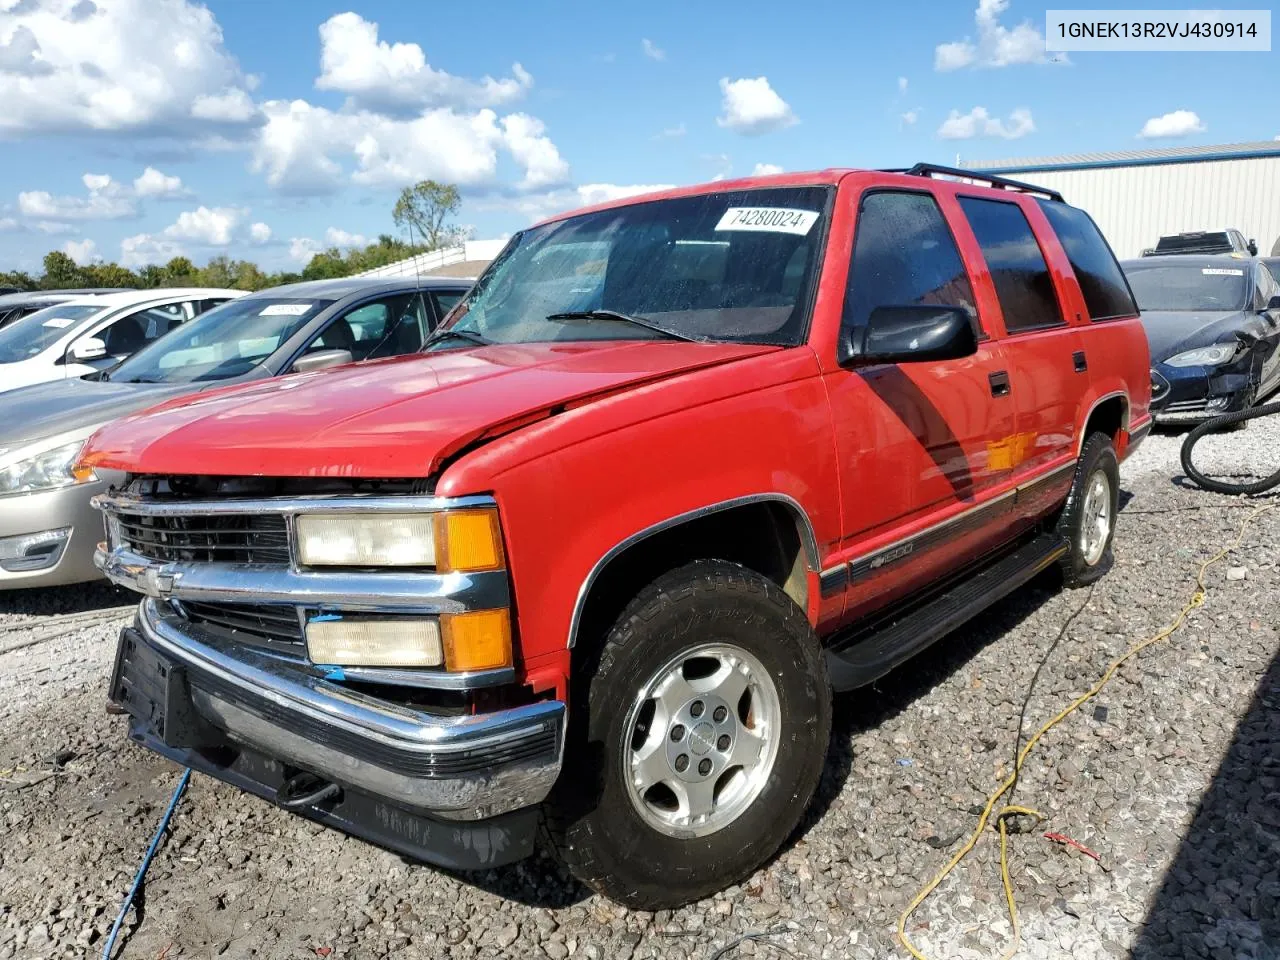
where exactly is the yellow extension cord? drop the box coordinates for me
[896,503,1276,960]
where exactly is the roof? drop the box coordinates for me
[0,291,81,307]
[1120,254,1263,268]
[244,275,472,299]
[964,141,1280,175]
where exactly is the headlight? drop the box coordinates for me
[0,440,96,497]
[295,507,504,571]
[1164,343,1241,367]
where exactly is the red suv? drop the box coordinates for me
[86,164,1151,909]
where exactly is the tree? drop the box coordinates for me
[163,257,197,286]
[301,248,350,281]
[136,265,167,288]
[392,180,465,250]
[83,262,140,288]
[41,251,85,289]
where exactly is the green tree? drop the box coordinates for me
[136,265,167,288]
[41,251,85,289]
[392,180,465,250]
[301,248,350,281]
[0,270,37,292]
[163,257,197,286]
[83,262,141,288]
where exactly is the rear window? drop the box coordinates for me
[1036,200,1138,321]
[1154,233,1233,254]
[958,197,1063,332]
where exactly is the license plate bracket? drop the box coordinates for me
[110,628,212,749]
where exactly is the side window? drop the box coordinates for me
[431,291,465,321]
[958,197,1063,332]
[843,191,978,337]
[1036,200,1137,322]
[98,302,196,356]
[301,294,425,363]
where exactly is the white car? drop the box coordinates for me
[0,288,244,395]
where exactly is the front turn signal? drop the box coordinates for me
[441,609,513,672]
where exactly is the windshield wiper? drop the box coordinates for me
[423,327,493,349]
[545,310,702,343]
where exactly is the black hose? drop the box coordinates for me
[1180,400,1280,495]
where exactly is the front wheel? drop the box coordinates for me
[543,560,831,910]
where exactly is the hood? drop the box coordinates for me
[1140,310,1255,361]
[0,376,194,448]
[82,340,778,479]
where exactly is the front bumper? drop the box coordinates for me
[112,599,565,827]
[1150,362,1254,423]
[0,474,120,588]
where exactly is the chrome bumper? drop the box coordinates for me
[127,598,565,821]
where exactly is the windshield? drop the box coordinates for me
[0,304,101,363]
[107,297,333,384]
[441,186,832,347]
[1124,264,1250,312]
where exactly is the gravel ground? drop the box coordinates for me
[1,417,1277,960]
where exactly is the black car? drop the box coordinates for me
[0,289,133,330]
[1122,255,1280,423]
[1141,229,1257,258]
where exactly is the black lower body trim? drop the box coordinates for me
[126,722,539,871]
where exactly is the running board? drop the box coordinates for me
[824,534,1069,692]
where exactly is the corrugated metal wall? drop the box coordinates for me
[994,156,1280,260]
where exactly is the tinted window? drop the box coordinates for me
[1263,260,1280,291]
[959,197,1063,332]
[1036,201,1137,321]
[302,293,427,362]
[842,191,978,335]
[445,186,831,347]
[1154,232,1233,255]
[1122,263,1249,312]
[432,291,465,319]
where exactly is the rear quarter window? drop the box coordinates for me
[1035,200,1138,321]
[958,196,1063,333]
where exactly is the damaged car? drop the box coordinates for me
[1122,255,1280,422]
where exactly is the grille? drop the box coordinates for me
[174,600,305,654]
[117,512,290,565]
[1164,398,1210,413]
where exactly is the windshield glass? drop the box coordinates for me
[1124,264,1250,312]
[0,304,101,363]
[441,186,832,346]
[108,297,333,383]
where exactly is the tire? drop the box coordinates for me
[1055,432,1120,587]
[543,559,831,910]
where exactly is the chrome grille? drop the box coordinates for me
[117,512,290,565]
[173,600,305,655]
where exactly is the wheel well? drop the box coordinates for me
[1083,395,1127,450]
[573,501,811,654]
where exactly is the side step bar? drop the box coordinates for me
[824,534,1069,692]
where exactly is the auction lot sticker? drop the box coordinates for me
[715,208,819,235]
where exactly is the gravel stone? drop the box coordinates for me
[2,420,1278,959]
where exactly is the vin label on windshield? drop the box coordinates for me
[715,208,819,236]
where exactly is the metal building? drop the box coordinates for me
[963,141,1280,259]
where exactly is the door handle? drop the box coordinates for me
[1073,350,1088,373]
[988,371,1011,397]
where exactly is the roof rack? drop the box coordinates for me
[885,163,1065,203]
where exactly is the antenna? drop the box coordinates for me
[404,213,427,342]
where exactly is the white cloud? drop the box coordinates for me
[493,183,675,223]
[655,123,686,139]
[717,76,797,135]
[641,38,664,61]
[315,12,531,111]
[63,237,98,264]
[938,106,1034,139]
[752,162,784,176]
[901,109,920,126]
[18,173,135,220]
[250,99,567,195]
[289,237,320,264]
[325,227,368,249]
[935,0,1055,71]
[163,205,243,245]
[32,220,76,235]
[0,0,257,136]
[191,87,258,123]
[898,76,908,94]
[132,166,189,199]
[500,113,570,189]
[249,221,271,244]
[120,232,184,268]
[0,216,19,231]
[1138,110,1205,139]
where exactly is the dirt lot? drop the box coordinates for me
[2,420,1278,960]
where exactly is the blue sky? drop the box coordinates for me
[0,0,1275,273]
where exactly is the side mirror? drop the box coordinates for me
[292,348,353,373]
[1247,239,1258,256]
[842,305,978,365]
[69,337,107,362]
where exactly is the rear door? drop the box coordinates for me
[953,195,1087,490]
